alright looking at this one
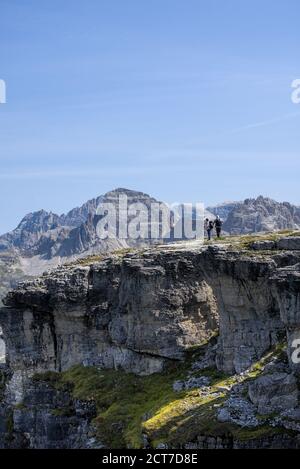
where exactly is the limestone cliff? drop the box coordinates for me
[0,235,300,448]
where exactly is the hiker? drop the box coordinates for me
[214,215,223,238]
[204,218,213,240]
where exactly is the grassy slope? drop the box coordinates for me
[204,229,300,248]
[33,344,289,449]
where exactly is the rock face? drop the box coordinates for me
[1,250,219,389]
[1,239,300,448]
[271,264,300,374]
[0,364,99,449]
[200,247,284,373]
[217,396,259,427]
[248,372,298,414]
[2,240,300,381]
[13,382,97,449]
[223,196,300,235]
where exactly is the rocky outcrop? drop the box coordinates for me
[271,263,300,374]
[200,246,284,373]
[1,237,300,448]
[2,239,300,382]
[0,366,99,449]
[0,239,296,373]
[0,250,219,396]
[248,372,298,414]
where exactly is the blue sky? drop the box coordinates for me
[0,0,299,234]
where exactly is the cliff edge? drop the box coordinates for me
[1,235,300,448]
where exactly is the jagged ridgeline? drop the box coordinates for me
[0,189,299,265]
[0,232,300,448]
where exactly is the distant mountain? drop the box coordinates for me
[207,201,241,221]
[56,188,166,257]
[1,190,300,283]
[0,189,173,300]
[0,210,63,252]
[0,188,169,262]
[223,196,300,234]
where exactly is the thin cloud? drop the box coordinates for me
[227,111,300,135]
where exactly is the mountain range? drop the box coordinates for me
[0,188,299,302]
[0,188,169,260]
[207,197,300,233]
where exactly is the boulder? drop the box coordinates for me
[217,397,259,427]
[173,376,211,392]
[248,372,298,414]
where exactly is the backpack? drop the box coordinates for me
[209,221,214,230]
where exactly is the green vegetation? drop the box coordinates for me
[111,247,136,257]
[61,363,188,448]
[73,255,105,266]
[51,407,75,417]
[71,247,136,267]
[247,342,288,379]
[5,411,14,440]
[14,402,27,411]
[32,342,291,448]
[204,230,300,251]
[69,230,300,269]
[35,362,194,448]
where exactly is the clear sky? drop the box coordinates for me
[0,0,299,234]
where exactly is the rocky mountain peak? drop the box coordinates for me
[223,196,300,234]
[17,210,61,232]
[0,190,300,261]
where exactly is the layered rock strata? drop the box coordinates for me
[0,237,300,448]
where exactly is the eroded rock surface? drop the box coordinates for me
[1,250,219,387]
[1,240,300,448]
[248,372,298,414]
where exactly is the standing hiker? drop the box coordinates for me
[214,215,223,238]
[204,218,213,240]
